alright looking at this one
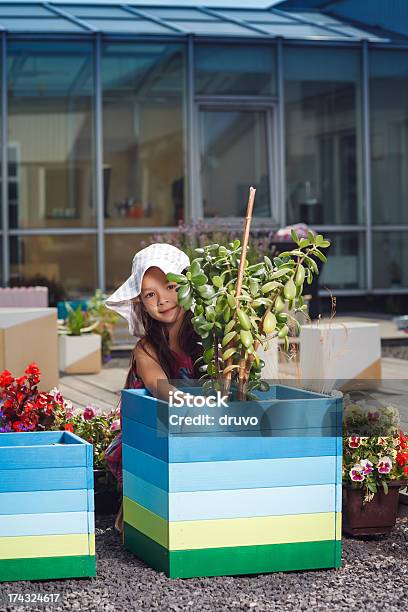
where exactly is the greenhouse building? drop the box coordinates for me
[1,0,408,306]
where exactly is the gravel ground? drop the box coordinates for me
[1,514,407,612]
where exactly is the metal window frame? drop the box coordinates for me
[94,32,104,292]
[1,30,408,296]
[362,40,372,292]
[193,96,279,224]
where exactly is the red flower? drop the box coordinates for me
[396,452,408,467]
[16,375,27,387]
[36,394,48,408]
[399,431,408,450]
[12,420,24,431]
[25,363,40,376]
[64,423,74,432]
[0,370,14,388]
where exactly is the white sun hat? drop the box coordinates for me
[105,243,190,341]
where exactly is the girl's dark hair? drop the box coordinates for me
[124,304,202,389]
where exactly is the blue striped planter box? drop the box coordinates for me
[122,386,343,578]
[0,431,96,582]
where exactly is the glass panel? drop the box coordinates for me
[147,8,217,20]
[195,44,276,96]
[294,12,345,25]
[7,42,95,229]
[10,235,97,297]
[214,10,293,23]
[90,19,172,34]
[370,50,408,224]
[0,18,84,33]
[105,233,152,292]
[61,6,132,17]
[373,232,408,289]
[199,109,271,218]
[102,43,185,228]
[174,21,257,35]
[0,6,52,17]
[260,23,336,38]
[284,46,363,225]
[319,232,366,290]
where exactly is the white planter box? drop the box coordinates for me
[300,322,381,392]
[0,307,58,391]
[58,334,102,374]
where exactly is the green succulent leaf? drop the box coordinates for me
[192,273,208,286]
[222,347,237,361]
[222,330,237,347]
[167,273,187,284]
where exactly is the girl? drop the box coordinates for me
[104,243,201,533]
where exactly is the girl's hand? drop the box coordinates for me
[134,342,180,403]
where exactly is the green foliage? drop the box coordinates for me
[168,229,330,399]
[65,304,89,336]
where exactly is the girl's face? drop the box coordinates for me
[139,266,183,324]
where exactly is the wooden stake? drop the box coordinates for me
[223,187,256,398]
[235,186,256,301]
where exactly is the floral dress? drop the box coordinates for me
[104,350,194,485]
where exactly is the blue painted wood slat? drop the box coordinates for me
[0,512,95,537]
[0,467,94,493]
[123,471,339,521]
[0,445,88,470]
[0,489,93,515]
[123,417,342,463]
[123,444,342,492]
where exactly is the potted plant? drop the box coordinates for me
[168,188,330,400]
[0,365,96,582]
[122,188,341,579]
[342,399,408,536]
[58,303,102,374]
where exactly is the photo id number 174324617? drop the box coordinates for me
[1,593,62,606]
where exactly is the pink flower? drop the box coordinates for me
[111,419,120,431]
[350,465,365,481]
[360,459,373,475]
[83,405,99,420]
[378,456,392,474]
[348,436,361,448]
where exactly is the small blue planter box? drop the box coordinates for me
[122,385,342,578]
[0,431,96,582]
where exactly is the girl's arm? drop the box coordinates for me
[133,343,180,402]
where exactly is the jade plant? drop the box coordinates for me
[168,227,330,400]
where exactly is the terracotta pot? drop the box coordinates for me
[343,481,406,536]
